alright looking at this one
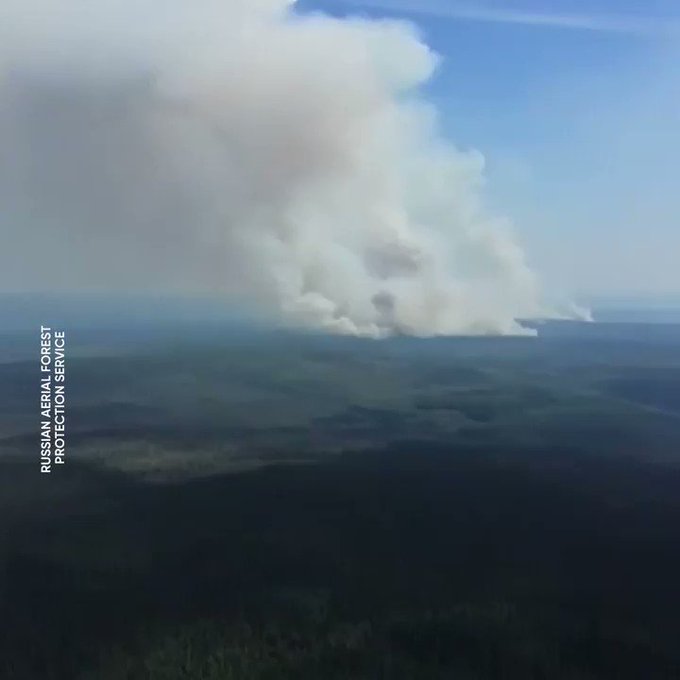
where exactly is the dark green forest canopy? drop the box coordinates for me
[1,320,680,678]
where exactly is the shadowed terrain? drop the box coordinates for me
[1,319,680,678]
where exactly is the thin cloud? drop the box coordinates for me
[335,0,678,37]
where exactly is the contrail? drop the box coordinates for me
[335,0,677,37]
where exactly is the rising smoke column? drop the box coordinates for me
[0,0,548,336]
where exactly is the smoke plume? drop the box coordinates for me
[0,0,550,336]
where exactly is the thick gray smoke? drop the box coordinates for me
[0,0,552,336]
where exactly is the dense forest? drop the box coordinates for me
[1,321,679,678]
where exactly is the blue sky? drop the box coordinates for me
[296,0,680,301]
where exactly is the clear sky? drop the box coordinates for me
[296,0,680,301]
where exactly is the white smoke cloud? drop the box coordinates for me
[0,0,550,336]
